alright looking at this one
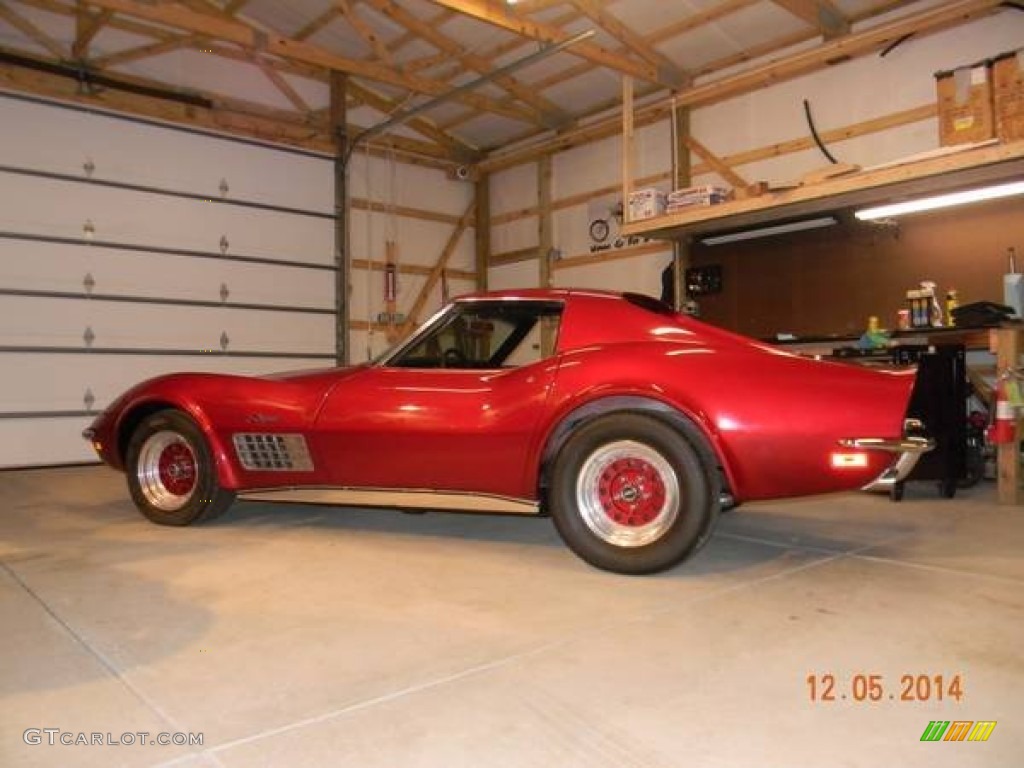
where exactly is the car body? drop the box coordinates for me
[85,289,931,573]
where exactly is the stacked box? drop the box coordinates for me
[666,184,732,213]
[628,187,667,221]
[993,49,1024,142]
[935,60,995,146]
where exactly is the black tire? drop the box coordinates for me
[125,409,235,525]
[549,413,718,575]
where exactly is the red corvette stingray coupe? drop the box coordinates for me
[85,289,931,574]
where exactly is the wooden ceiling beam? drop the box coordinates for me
[72,5,112,59]
[337,0,394,65]
[456,0,757,132]
[771,0,851,39]
[347,79,479,159]
[386,8,453,54]
[569,0,687,86]
[0,1,67,59]
[92,33,199,68]
[363,0,565,128]
[0,45,458,166]
[253,54,312,114]
[428,0,664,85]
[293,7,341,41]
[81,0,540,124]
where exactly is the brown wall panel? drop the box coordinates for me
[690,197,1024,338]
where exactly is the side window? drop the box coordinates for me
[389,302,562,369]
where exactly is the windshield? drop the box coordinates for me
[382,300,563,369]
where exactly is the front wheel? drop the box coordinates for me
[125,409,235,525]
[549,414,718,574]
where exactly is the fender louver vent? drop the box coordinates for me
[233,434,313,472]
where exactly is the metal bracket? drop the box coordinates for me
[83,388,95,411]
[219,331,230,351]
[219,178,229,197]
[219,282,230,303]
[83,326,95,347]
[83,158,95,178]
[219,235,229,254]
[83,272,95,295]
[83,219,95,240]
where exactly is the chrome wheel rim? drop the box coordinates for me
[137,431,197,511]
[576,440,679,548]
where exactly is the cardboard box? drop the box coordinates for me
[628,188,666,221]
[935,60,995,146]
[993,49,1024,142]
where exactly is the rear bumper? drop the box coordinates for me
[838,433,934,492]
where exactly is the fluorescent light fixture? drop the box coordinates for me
[856,180,1024,220]
[701,216,837,246]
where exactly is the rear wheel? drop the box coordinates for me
[126,409,235,525]
[550,414,717,574]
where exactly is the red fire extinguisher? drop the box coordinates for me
[987,375,1017,445]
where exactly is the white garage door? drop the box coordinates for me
[0,92,338,467]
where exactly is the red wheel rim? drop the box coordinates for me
[597,457,666,527]
[157,442,197,496]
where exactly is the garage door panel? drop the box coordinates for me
[0,353,333,413]
[0,238,335,309]
[0,95,333,214]
[0,417,96,467]
[0,175,333,266]
[0,296,335,354]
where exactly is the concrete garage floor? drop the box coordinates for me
[1,467,1022,768]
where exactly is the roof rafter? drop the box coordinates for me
[92,33,199,68]
[770,0,850,39]
[443,0,755,133]
[337,0,394,65]
[81,0,541,125]
[72,5,112,59]
[347,78,479,160]
[569,0,687,87]
[293,6,341,41]
[0,1,67,59]
[363,0,566,127]
[427,0,664,85]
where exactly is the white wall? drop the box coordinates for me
[346,151,476,362]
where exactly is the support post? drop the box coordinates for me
[538,155,553,289]
[672,101,691,311]
[621,75,634,227]
[474,173,490,292]
[330,71,350,365]
[538,154,554,355]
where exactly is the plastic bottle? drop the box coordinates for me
[945,289,959,327]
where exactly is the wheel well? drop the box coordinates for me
[538,397,729,504]
[117,401,177,464]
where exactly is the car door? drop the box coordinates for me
[314,301,562,499]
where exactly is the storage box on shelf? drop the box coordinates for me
[993,49,1024,142]
[936,60,996,147]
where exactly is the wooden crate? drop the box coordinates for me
[935,61,995,146]
[993,50,1024,142]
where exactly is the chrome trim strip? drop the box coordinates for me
[237,487,540,515]
[838,436,935,453]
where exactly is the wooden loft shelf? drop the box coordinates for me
[621,140,1024,242]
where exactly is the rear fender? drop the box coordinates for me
[536,395,737,501]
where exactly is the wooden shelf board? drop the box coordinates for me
[622,140,1024,241]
